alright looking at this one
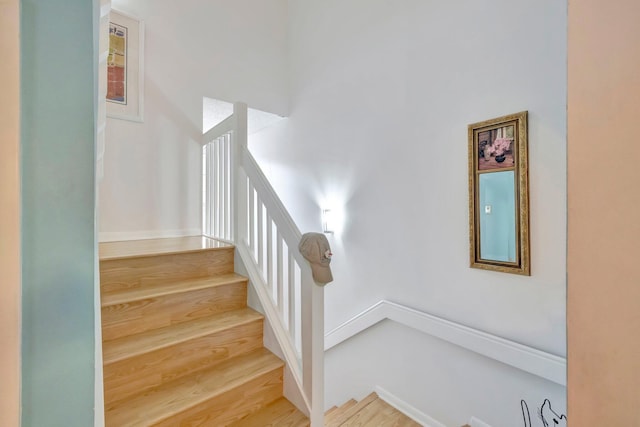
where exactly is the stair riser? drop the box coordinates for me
[102,282,247,341]
[103,319,264,405]
[153,367,284,427]
[101,248,235,294]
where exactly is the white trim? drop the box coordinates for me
[325,301,386,350]
[202,114,234,144]
[99,229,201,242]
[375,386,446,427]
[469,416,494,427]
[325,300,567,386]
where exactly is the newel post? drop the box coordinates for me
[232,102,248,244]
[311,283,325,426]
[302,273,325,426]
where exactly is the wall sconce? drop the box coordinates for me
[322,209,334,234]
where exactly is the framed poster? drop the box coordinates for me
[107,10,144,122]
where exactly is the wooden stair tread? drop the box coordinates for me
[326,392,379,427]
[99,236,233,260]
[327,394,421,427]
[103,307,263,364]
[341,399,358,409]
[341,397,420,426]
[105,348,284,426]
[102,273,247,306]
[325,406,339,419]
[325,399,356,424]
[229,397,309,427]
[340,397,393,426]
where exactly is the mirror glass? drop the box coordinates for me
[479,171,516,263]
[468,111,529,275]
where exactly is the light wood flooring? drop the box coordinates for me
[99,235,233,260]
[325,393,421,427]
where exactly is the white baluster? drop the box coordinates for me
[215,138,220,238]
[248,183,255,258]
[288,253,296,349]
[225,133,232,240]
[257,196,264,277]
[220,135,224,239]
[277,232,284,317]
[266,215,273,297]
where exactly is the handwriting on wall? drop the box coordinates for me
[521,399,566,427]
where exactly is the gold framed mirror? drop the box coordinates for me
[468,111,530,275]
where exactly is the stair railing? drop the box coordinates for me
[202,102,324,426]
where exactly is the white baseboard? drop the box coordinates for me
[469,416,494,427]
[375,386,446,427]
[99,229,201,242]
[325,300,566,386]
[325,301,386,350]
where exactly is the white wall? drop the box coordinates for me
[252,0,567,355]
[326,320,566,427]
[100,0,289,239]
[100,0,567,422]
[248,0,567,421]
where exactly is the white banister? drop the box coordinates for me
[202,102,325,426]
[203,114,234,142]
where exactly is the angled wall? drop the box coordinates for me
[21,0,97,425]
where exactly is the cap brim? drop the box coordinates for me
[310,264,333,285]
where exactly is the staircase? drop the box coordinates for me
[99,236,309,426]
[324,393,421,427]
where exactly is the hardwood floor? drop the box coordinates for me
[325,393,421,427]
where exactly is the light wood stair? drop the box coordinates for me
[325,393,421,427]
[100,236,309,426]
